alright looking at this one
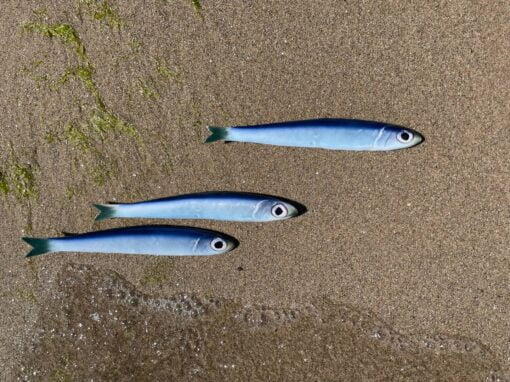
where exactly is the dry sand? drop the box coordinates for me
[1,0,509,380]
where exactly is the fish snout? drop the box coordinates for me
[394,127,424,149]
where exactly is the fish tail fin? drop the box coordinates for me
[205,126,230,143]
[93,203,119,221]
[23,237,53,257]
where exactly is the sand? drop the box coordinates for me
[1,0,509,380]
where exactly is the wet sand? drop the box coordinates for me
[1,0,509,380]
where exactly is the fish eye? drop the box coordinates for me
[271,203,288,218]
[211,237,227,251]
[397,130,413,143]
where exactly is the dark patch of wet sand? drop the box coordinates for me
[18,264,506,381]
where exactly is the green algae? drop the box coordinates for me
[23,22,86,61]
[93,1,123,28]
[44,130,59,144]
[24,19,139,139]
[65,186,79,200]
[79,0,123,29]
[0,172,10,195]
[90,163,112,186]
[11,162,37,200]
[190,0,203,19]
[88,110,139,140]
[63,123,92,152]
[51,111,139,155]
[23,22,96,110]
[24,15,142,187]
[156,59,180,81]
[61,66,105,109]
[137,78,159,99]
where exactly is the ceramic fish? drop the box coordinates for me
[23,226,238,257]
[94,192,305,222]
[205,118,423,151]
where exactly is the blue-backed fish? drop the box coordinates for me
[23,226,238,257]
[205,118,423,151]
[93,192,305,222]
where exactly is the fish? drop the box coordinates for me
[205,118,424,151]
[93,192,305,222]
[22,226,238,257]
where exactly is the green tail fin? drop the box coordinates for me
[93,204,118,221]
[23,238,52,257]
[205,126,229,143]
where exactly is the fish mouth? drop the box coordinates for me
[412,132,425,147]
[284,204,299,219]
[225,236,240,252]
[278,198,307,218]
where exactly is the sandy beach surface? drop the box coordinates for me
[1,0,509,380]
